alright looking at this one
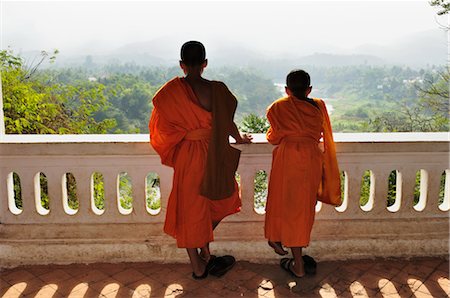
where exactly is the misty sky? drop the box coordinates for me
[1,0,447,56]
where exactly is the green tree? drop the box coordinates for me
[367,69,449,132]
[1,49,116,134]
[240,113,269,133]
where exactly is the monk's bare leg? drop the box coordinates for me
[200,245,211,262]
[200,220,221,260]
[268,241,288,255]
[187,248,207,276]
[290,247,305,277]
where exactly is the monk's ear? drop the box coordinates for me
[179,61,188,74]
[203,59,208,68]
[285,86,292,96]
[305,86,312,97]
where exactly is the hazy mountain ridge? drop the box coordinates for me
[352,29,447,66]
[19,28,446,70]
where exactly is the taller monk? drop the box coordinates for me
[149,41,252,279]
[264,69,341,278]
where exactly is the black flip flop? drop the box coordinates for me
[302,255,317,274]
[209,255,236,277]
[280,258,304,278]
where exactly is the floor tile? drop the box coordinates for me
[0,278,10,291]
[90,278,123,295]
[417,278,450,298]
[74,269,110,283]
[9,277,49,296]
[437,261,449,273]
[0,285,24,298]
[24,284,63,298]
[2,270,36,284]
[111,268,147,285]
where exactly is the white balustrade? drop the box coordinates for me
[0,132,448,266]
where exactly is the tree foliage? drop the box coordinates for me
[367,69,449,132]
[240,113,270,133]
[430,0,450,15]
[1,49,115,134]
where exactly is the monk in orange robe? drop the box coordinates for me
[149,41,252,279]
[265,70,341,278]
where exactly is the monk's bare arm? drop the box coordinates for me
[221,82,252,144]
[230,122,252,144]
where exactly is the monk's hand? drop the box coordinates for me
[318,142,325,153]
[236,133,253,144]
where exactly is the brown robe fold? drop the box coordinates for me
[200,81,241,200]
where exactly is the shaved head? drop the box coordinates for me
[180,41,206,66]
[286,69,310,93]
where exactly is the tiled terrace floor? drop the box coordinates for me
[1,257,448,298]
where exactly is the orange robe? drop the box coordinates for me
[264,96,340,247]
[149,77,241,248]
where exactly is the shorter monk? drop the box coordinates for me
[264,70,341,277]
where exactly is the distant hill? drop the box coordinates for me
[352,29,447,67]
[247,54,386,81]
[108,29,446,68]
[292,53,385,66]
[23,28,446,71]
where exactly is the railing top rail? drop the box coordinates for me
[0,132,449,144]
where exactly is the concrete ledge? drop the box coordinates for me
[1,216,448,268]
[1,238,447,269]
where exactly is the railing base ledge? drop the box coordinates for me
[1,238,448,269]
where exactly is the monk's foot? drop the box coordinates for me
[280,258,305,278]
[268,241,288,256]
[291,260,306,278]
[192,261,207,280]
[191,255,217,280]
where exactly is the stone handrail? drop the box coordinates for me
[0,133,448,267]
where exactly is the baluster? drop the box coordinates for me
[16,170,41,223]
[398,168,417,215]
[127,169,147,220]
[157,167,173,219]
[72,170,93,219]
[102,170,121,220]
[424,168,444,215]
[46,171,65,220]
[371,168,390,216]
[235,167,256,219]
[345,168,363,216]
